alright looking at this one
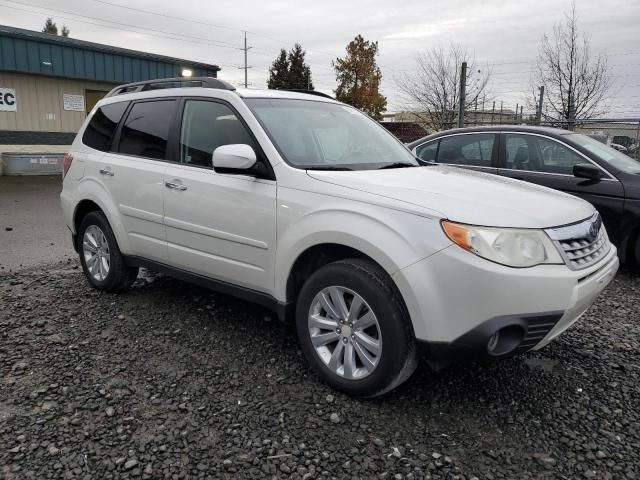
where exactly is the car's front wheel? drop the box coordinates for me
[296,258,417,397]
[78,211,138,292]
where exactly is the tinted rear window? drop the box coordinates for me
[118,100,177,160]
[82,102,128,152]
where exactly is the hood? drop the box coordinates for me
[307,166,595,228]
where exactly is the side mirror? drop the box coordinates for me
[573,163,604,181]
[212,144,257,172]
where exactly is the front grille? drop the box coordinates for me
[546,213,611,271]
[559,228,608,270]
[514,314,561,353]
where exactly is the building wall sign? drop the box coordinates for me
[63,93,85,112]
[0,88,17,111]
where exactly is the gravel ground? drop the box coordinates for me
[1,261,638,480]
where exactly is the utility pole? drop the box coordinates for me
[536,86,544,125]
[238,31,252,88]
[457,62,467,128]
[515,103,519,124]
[491,101,495,125]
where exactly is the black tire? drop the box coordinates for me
[77,211,138,292]
[295,258,417,398]
[633,234,640,269]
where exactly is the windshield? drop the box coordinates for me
[568,133,640,174]
[244,98,418,170]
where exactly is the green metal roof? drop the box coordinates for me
[0,24,220,84]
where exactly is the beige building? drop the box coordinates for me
[0,24,220,173]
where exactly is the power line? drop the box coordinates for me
[0,0,242,50]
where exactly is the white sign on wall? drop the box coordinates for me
[63,93,85,112]
[0,88,17,112]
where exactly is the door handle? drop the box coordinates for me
[99,167,114,176]
[165,181,187,191]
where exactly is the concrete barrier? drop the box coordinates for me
[2,152,64,175]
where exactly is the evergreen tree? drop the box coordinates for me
[42,18,58,35]
[268,44,314,90]
[287,43,314,90]
[42,18,70,37]
[268,49,290,90]
[333,35,386,120]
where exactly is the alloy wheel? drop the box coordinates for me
[82,225,111,281]
[308,286,382,379]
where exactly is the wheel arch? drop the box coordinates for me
[72,180,132,254]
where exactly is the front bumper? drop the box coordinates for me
[393,243,619,363]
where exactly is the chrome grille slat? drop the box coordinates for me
[546,214,610,271]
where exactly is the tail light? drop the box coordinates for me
[62,153,73,178]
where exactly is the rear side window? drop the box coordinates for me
[118,100,177,160]
[437,134,495,167]
[82,102,128,152]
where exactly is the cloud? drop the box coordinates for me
[2,0,638,114]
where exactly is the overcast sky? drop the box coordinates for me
[1,0,639,116]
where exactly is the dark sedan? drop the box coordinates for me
[408,126,640,265]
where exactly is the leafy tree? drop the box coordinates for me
[268,44,314,90]
[531,2,609,125]
[61,26,70,37]
[42,18,58,35]
[268,49,290,90]
[333,35,386,120]
[287,43,313,90]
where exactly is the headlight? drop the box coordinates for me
[441,220,563,268]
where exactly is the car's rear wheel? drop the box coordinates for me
[78,211,138,292]
[296,258,417,397]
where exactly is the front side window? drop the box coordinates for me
[118,100,177,160]
[179,100,257,168]
[82,102,128,152]
[416,140,438,162]
[245,98,418,170]
[504,133,584,175]
[568,133,640,174]
[437,134,495,167]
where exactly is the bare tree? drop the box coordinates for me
[531,2,610,126]
[395,44,490,131]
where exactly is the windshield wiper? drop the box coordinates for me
[305,166,353,171]
[377,162,417,169]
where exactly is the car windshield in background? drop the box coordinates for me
[569,133,640,174]
[244,98,418,170]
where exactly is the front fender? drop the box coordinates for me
[274,194,451,302]
[74,178,133,255]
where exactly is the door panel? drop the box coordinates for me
[163,165,276,291]
[99,153,168,260]
[97,99,178,261]
[498,133,624,237]
[163,98,276,292]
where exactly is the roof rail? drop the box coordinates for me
[277,89,334,100]
[105,77,236,97]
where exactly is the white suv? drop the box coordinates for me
[61,77,619,397]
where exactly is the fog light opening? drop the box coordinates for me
[487,332,500,353]
[486,325,525,356]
